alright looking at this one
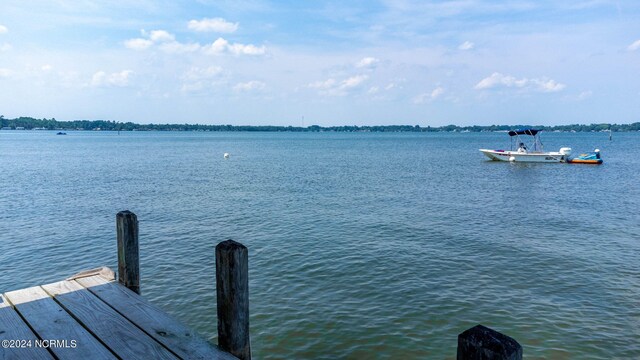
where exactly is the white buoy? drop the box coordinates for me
[224,153,230,159]
[509,156,516,162]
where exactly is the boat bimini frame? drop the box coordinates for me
[508,129,544,153]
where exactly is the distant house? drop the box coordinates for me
[1,127,11,130]
[15,127,25,130]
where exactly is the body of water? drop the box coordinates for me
[1,130,638,359]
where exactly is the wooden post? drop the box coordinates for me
[216,240,251,360]
[457,324,522,360]
[116,210,140,295]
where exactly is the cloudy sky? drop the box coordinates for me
[1,1,639,126]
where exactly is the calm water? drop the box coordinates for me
[1,130,638,359]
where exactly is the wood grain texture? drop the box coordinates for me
[77,275,238,360]
[4,286,117,360]
[216,240,251,360]
[0,294,54,360]
[66,267,115,282]
[117,210,140,294]
[42,280,177,360]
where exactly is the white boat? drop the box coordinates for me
[480,129,571,163]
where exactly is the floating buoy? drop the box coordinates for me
[509,156,516,162]
[224,153,230,159]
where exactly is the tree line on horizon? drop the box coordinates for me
[1,115,639,133]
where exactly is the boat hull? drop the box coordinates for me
[479,149,566,163]
[567,158,602,164]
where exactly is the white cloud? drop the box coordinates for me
[627,39,640,51]
[458,41,474,50]
[356,57,380,68]
[124,38,153,50]
[431,87,444,98]
[41,64,52,72]
[308,78,337,89]
[475,72,565,92]
[233,80,266,92]
[368,83,399,97]
[158,41,200,53]
[148,30,175,42]
[91,71,107,86]
[228,43,265,55]
[188,18,239,33]
[578,90,593,100]
[124,29,175,50]
[180,66,226,93]
[0,68,11,77]
[182,66,223,81]
[533,79,565,92]
[341,75,368,89]
[205,38,229,54]
[203,37,265,56]
[413,87,444,103]
[125,30,264,56]
[475,73,525,89]
[181,82,206,93]
[0,43,11,52]
[91,70,133,87]
[308,75,368,96]
[0,25,7,34]
[124,29,166,50]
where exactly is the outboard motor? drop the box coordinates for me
[559,147,572,157]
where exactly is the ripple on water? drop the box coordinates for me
[1,131,639,359]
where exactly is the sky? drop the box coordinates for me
[1,0,639,126]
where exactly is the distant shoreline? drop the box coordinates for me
[1,116,639,133]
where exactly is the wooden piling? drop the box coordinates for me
[216,240,251,360]
[116,210,140,294]
[457,324,522,360]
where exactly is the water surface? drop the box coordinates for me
[1,130,638,359]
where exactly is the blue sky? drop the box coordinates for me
[1,0,639,126]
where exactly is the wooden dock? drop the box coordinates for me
[1,267,237,360]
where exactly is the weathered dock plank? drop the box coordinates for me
[42,280,178,360]
[77,274,237,360]
[4,286,117,360]
[0,294,54,360]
